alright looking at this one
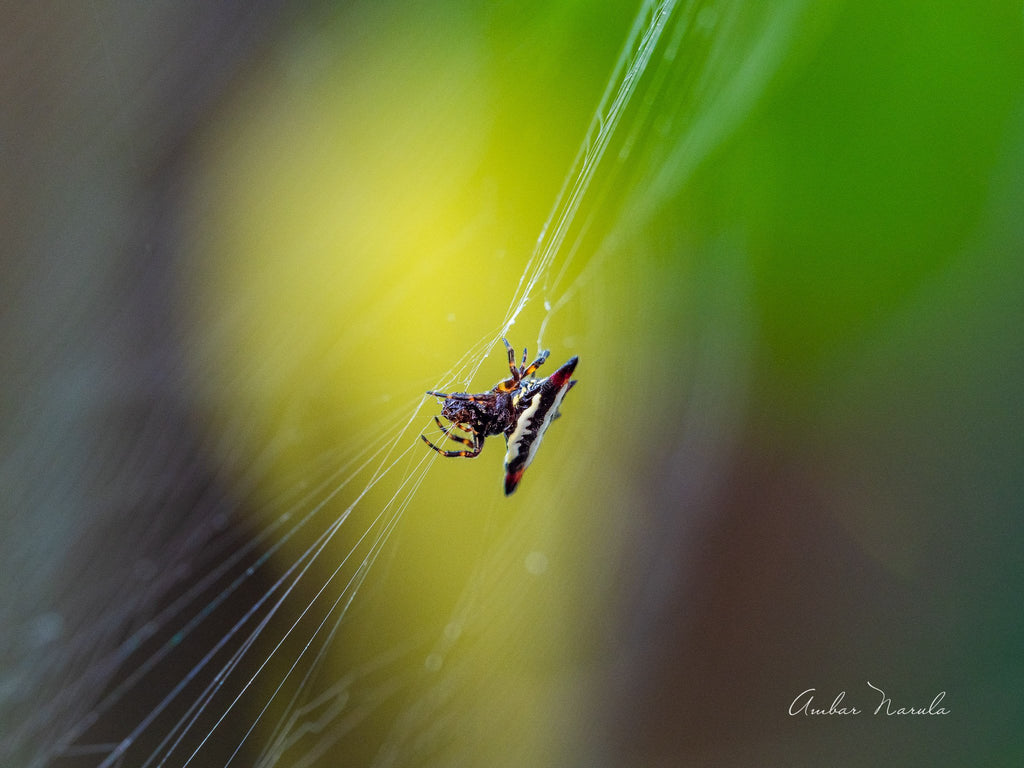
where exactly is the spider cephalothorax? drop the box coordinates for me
[421,337,578,495]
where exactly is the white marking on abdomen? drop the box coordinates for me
[504,386,569,471]
[504,391,543,465]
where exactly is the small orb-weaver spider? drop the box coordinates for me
[421,337,578,495]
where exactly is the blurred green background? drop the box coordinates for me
[2,1,1022,766]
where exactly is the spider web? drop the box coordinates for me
[1,1,815,766]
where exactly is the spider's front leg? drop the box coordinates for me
[433,415,474,447]
[426,390,485,403]
[420,428,484,458]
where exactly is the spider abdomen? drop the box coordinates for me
[503,355,577,495]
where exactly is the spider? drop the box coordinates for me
[421,337,578,495]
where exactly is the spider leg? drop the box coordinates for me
[420,433,483,458]
[428,390,490,403]
[435,417,475,447]
[501,337,518,379]
[445,433,475,447]
[434,415,472,433]
[521,349,550,378]
[422,416,480,454]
